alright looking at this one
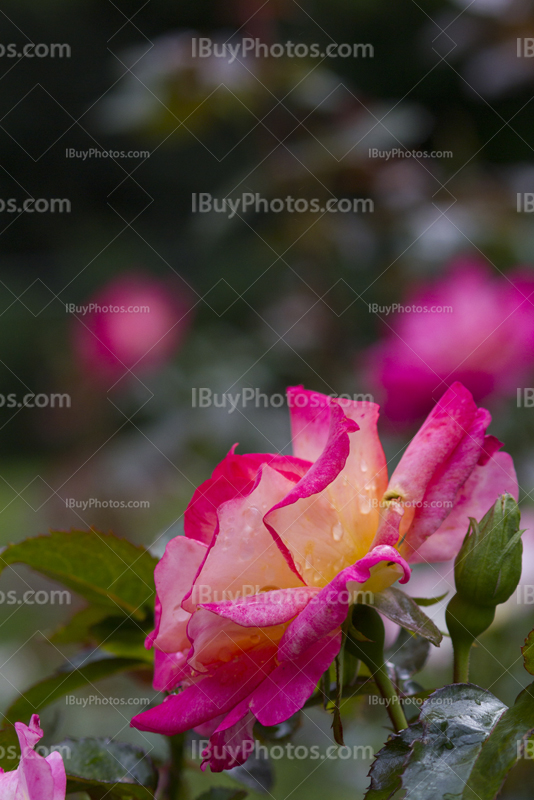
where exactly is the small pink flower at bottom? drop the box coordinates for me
[132,383,517,771]
[0,715,66,799]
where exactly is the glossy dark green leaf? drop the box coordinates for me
[462,682,534,799]
[371,588,442,646]
[3,656,149,726]
[0,530,157,619]
[195,789,248,800]
[387,628,431,681]
[365,724,422,800]
[522,629,534,675]
[365,684,510,800]
[400,684,507,799]
[63,737,157,799]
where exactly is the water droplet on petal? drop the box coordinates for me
[244,506,262,526]
[219,647,233,663]
[359,497,371,515]
[332,522,344,542]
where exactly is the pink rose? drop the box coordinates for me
[131,383,517,771]
[365,257,534,424]
[72,272,193,383]
[0,716,66,799]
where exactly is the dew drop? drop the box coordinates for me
[219,647,233,663]
[361,459,368,473]
[332,522,344,542]
[244,506,262,526]
[359,497,371,515]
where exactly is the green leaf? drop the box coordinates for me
[89,616,153,661]
[3,656,149,726]
[462,682,534,799]
[51,605,114,645]
[371,588,443,646]
[63,737,157,800]
[400,685,506,799]
[0,530,157,620]
[365,724,422,800]
[195,789,248,800]
[365,685,508,800]
[387,628,430,681]
[52,607,152,660]
[411,592,449,607]
[522,629,534,675]
[0,726,20,772]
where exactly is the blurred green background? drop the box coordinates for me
[1,0,534,797]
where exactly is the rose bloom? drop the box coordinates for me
[72,272,193,383]
[0,715,66,799]
[364,257,534,424]
[131,383,517,770]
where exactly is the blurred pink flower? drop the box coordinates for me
[72,272,193,384]
[365,257,534,424]
[0,715,66,799]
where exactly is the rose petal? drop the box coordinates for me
[46,752,67,800]
[266,402,363,586]
[371,500,404,548]
[201,711,256,772]
[153,650,188,692]
[153,537,207,653]
[5,716,66,800]
[385,382,479,535]
[287,387,334,461]
[185,446,310,545]
[131,650,276,735]
[186,608,284,673]
[478,435,503,466]
[401,406,491,556]
[411,451,518,563]
[183,464,305,613]
[279,545,410,662]
[250,632,342,726]
[200,587,319,628]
